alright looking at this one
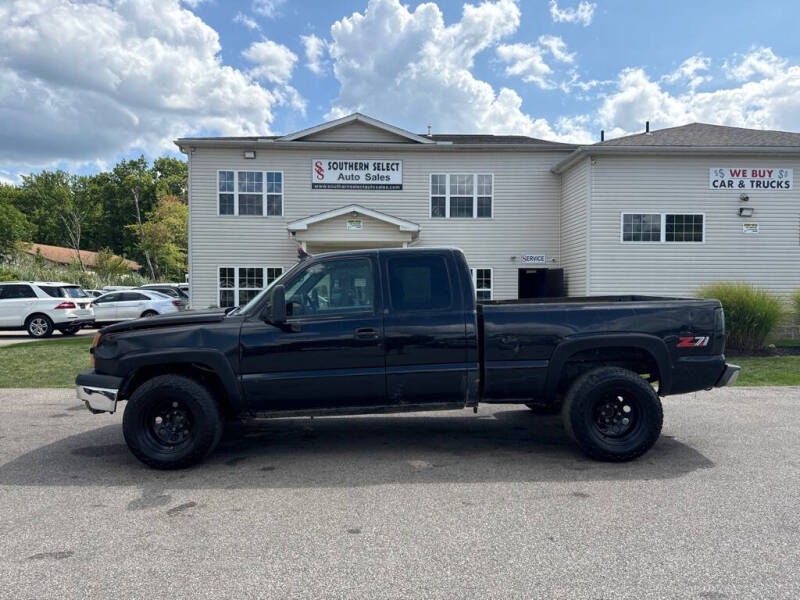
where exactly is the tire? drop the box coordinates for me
[561,367,663,462]
[141,310,158,318]
[525,402,560,415]
[26,314,54,338]
[59,325,81,336]
[122,374,224,470]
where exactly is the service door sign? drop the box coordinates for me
[710,168,793,190]
[521,254,546,264]
[742,222,759,233]
[312,159,402,190]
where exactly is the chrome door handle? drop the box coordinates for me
[354,328,379,340]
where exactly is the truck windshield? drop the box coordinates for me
[237,262,302,316]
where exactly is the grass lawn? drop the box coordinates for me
[733,356,800,386]
[0,337,93,388]
[1,336,799,389]
[773,339,800,347]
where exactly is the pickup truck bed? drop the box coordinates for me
[76,247,738,469]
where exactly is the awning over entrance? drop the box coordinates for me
[287,204,420,253]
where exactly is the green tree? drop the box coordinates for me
[0,185,33,257]
[152,157,188,202]
[127,195,188,281]
[95,248,131,278]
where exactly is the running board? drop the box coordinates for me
[249,402,468,419]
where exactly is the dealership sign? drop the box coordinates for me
[312,159,402,190]
[709,168,793,190]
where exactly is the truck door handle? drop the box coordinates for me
[354,328,379,340]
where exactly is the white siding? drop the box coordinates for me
[300,121,412,143]
[588,154,800,296]
[188,147,568,307]
[559,156,590,295]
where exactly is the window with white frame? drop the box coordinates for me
[470,268,493,300]
[622,213,704,243]
[430,173,493,219]
[218,170,283,216]
[218,266,283,307]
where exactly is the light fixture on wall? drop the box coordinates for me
[243,150,256,159]
[739,193,749,202]
[738,206,754,217]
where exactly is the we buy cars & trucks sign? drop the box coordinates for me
[709,167,793,190]
[312,159,402,190]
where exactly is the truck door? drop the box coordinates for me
[382,251,471,406]
[239,255,386,411]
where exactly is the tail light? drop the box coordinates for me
[54,301,77,309]
[172,300,181,306]
[88,302,93,308]
[90,333,101,367]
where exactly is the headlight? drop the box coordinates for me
[90,333,102,367]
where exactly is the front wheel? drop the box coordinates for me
[561,367,663,462]
[122,375,224,469]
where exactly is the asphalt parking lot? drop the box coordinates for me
[1,387,798,599]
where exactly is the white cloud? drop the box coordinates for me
[325,0,587,140]
[538,35,575,63]
[243,39,297,84]
[496,44,554,88]
[662,54,711,90]
[234,12,261,31]
[252,0,286,18]
[0,0,302,168]
[301,34,328,75]
[549,0,596,26]
[724,47,787,82]
[595,48,800,138]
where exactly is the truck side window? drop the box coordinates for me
[285,258,374,317]
[388,255,452,311]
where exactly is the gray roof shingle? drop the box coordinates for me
[598,122,800,147]
[423,134,574,147]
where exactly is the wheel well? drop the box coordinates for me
[121,363,235,418]
[25,313,52,325]
[140,310,158,317]
[557,346,662,395]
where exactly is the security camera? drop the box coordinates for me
[739,193,749,201]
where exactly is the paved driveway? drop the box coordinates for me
[0,328,96,347]
[1,387,798,599]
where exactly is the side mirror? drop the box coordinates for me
[267,284,287,324]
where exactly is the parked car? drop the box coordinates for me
[92,290,182,325]
[136,284,188,310]
[84,289,104,298]
[0,281,95,337]
[76,247,739,469]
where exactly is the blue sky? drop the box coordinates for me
[1,0,799,183]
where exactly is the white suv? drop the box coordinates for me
[0,282,95,338]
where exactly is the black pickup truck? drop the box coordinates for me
[76,247,739,469]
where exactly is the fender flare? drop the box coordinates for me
[117,348,245,412]
[544,333,673,396]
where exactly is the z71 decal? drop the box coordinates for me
[678,336,710,348]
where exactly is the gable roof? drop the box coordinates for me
[25,243,141,271]
[287,204,420,232]
[553,122,800,173]
[597,122,800,147]
[278,113,436,144]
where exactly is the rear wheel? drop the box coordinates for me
[122,374,224,469]
[26,315,54,338]
[141,310,158,318]
[561,367,663,462]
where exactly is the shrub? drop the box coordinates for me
[696,282,784,352]
[0,256,150,289]
[792,289,800,324]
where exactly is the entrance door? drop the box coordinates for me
[239,254,386,411]
[518,268,565,298]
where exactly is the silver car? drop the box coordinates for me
[91,290,181,325]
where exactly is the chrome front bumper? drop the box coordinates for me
[77,384,118,413]
[715,363,741,387]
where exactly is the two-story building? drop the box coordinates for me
[176,113,800,308]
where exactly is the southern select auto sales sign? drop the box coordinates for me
[312,159,402,190]
[709,167,793,190]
